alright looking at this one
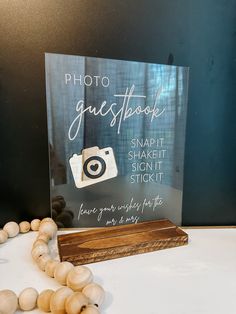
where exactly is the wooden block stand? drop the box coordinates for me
[58,219,188,265]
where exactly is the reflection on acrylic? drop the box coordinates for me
[46,53,189,227]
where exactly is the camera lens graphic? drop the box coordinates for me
[83,156,106,179]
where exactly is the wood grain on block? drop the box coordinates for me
[57,219,188,265]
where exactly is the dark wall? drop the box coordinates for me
[0,0,235,225]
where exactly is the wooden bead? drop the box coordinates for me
[54,262,74,285]
[37,232,51,243]
[37,254,51,271]
[37,289,54,312]
[50,287,73,314]
[0,290,18,314]
[67,266,93,291]
[0,230,8,244]
[31,243,49,260]
[82,305,100,314]
[82,283,105,307]
[39,221,57,239]
[45,259,60,277]
[3,222,19,238]
[65,292,88,314]
[19,287,38,311]
[19,221,31,233]
[30,219,41,231]
[33,239,48,248]
[41,217,55,224]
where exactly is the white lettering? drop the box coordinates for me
[68,85,165,140]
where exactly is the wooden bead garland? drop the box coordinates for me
[30,219,41,231]
[50,287,74,314]
[37,232,51,243]
[82,305,101,314]
[19,287,39,311]
[45,259,60,277]
[65,292,89,314]
[54,261,74,285]
[31,242,50,260]
[37,289,54,312]
[3,222,19,238]
[82,283,105,307]
[0,218,104,314]
[66,266,93,291]
[0,230,8,244]
[39,222,57,239]
[37,254,51,271]
[0,290,18,314]
[19,221,31,233]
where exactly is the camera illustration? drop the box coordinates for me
[69,146,118,188]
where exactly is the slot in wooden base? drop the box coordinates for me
[57,219,188,265]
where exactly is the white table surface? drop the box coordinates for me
[1,228,236,314]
